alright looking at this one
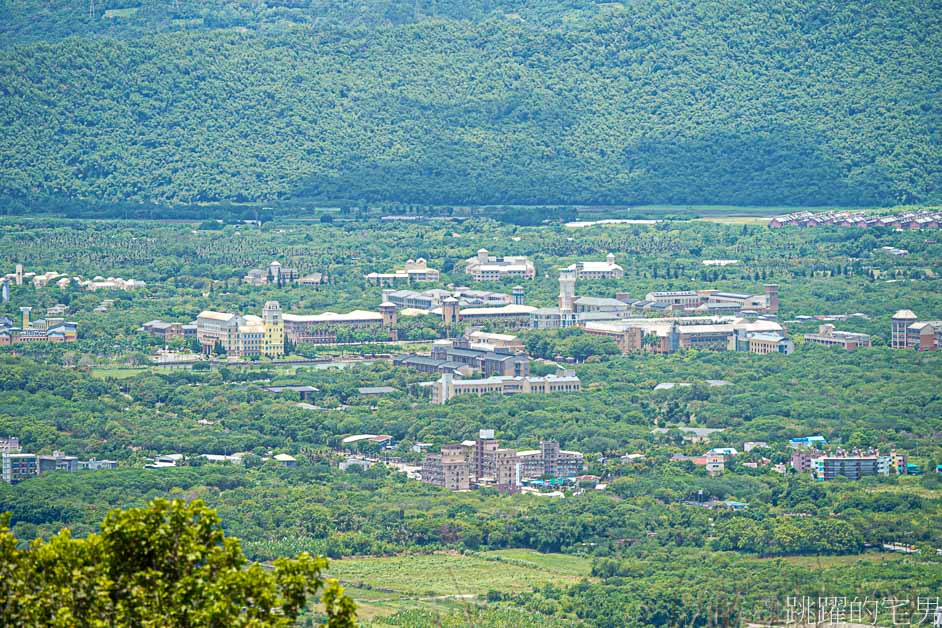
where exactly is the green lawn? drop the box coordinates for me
[90,367,149,379]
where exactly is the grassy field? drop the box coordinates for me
[90,367,150,379]
[329,550,594,624]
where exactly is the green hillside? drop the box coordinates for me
[1,0,940,207]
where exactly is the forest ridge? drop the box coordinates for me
[0,0,940,207]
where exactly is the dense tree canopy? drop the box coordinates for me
[0,498,356,626]
[1,0,940,207]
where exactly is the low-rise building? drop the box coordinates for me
[429,338,529,377]
[366,258,440,285]
[563,253,624,279]
[804,324,871,350]
[430,370,580,404]
[1,453,37,484]
[0,307,78,345]
[464,249,535,281]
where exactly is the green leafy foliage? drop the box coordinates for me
[0,498,356,626]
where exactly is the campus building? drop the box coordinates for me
[891,310,941,351]
[281,302,399,344]
[464,249,535,281]
[582,315,788,354]
[0,307,78,345]
[562,253,624,279]
[196,301,286,358]
[804,324,872,350]
[430,371,580,404]
[382,287,513,311]
[366,258,441,285]
[644,285,779,314]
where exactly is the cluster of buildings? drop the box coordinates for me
[2,442,116,484]
[420,430,584,491]
[146,300,405,356]
[395,335,529,377]
[803,324,872,350]
[381,286,519,311]
[770,209,942,230]
[891,310,942,351]
[243,260,326,287]
[790,445,913,480]
[0,307,78,345]
[3,265,145,291]
[366,258,440,285]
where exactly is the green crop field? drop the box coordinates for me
[328,550,594,622]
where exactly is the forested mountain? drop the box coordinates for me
[1,0,940,207]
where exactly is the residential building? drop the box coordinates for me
[464,249,535,281]
[789,435,827,448]
[790,449,817,473]
[812,455,880,481]
[430,371,581,404]
[770,209,942,231]
[38,450,79,474]
[2,453,37,484]
[0,436,21,454]
[422,444,471,490]
[420,432,584,491]
[366,258,440,285]
[563,253,624,279]
[891,310,941,351]
[79,459,118,470]
[804,324,871,350]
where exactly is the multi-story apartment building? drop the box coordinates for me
[563,253,624,279]
[420,432,584,491]
[2,453,36,484]
[516,440,584,481]
[421,444,471,491]
[804,324,872,350]
[366,258,441,285]
[431,371,581,404]
[891,310,941,351]
[812,456,880,481]
[0,436,21,454]
[464,249,535,281]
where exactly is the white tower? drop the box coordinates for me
[558,269,577,313]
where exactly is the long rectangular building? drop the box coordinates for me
[431,371,580,404]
